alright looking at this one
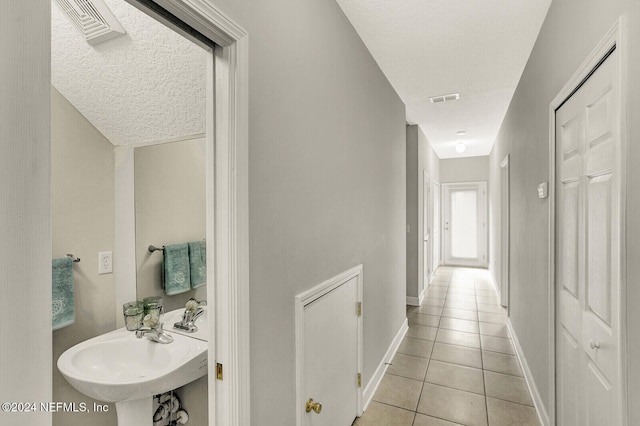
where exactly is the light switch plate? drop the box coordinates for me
[538,182,548,199]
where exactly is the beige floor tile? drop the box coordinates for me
[417,305,443,316]
[477,304,505,314]
[444,300,477,311]
[425,297,445,307]
[439,317,479,334]
[484,371,533,406]
[408,312,441,327]
[446,287,476,295]
[431,342,483,369]
[417,383,487,426]
[373,374,423,411]
[354,401,415,426]
[486,397,540,426]
[482,351,523,377]
[476,296,500,305]
[425,360,485,394]
[449,279,475,287]
[446,294,477,303]
[481,335,515,355]
[407,325,438,341]
[479,322,510,338]
[413,413,464,425]
[436,328,481,349]
[387,353,429,381]
[398,337,434,358]
[477,312,507,324]
[475,289,496,298]
[441,308,478,321]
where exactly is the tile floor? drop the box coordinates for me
[354,266,541,426]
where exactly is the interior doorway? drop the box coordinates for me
[442,182,487,267]
[432,180,441,279]
[423,171,430,293]
[551,21,626,426]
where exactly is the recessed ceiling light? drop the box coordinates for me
[455,143,466,153]
[456,130,466,136]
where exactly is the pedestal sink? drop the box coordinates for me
[57,308,208,426]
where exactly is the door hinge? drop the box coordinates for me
[216,363,223,381]
[357,302,362,317]
[357,373,362,388]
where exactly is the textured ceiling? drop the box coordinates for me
[335,0,552,158]
[51,0,206,146]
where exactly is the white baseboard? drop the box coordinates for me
[406,287,426,307]
[362,318,408,411]
[507,319,550,426]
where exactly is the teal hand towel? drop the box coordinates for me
[52,257,75,330]
[163,243,191,295]
[188,240,206,288]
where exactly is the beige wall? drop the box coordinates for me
[134,139,207,313]
[440,156,489,184]
[489,0,640,423]
[51,87,117,426]
[208,1,407,423]
[407,125,441,300]
[0,2,52,424]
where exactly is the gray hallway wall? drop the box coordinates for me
[489,0,640,423]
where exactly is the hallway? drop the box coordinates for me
[355,266,540,426]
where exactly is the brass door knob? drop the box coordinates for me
[306,398,322,414]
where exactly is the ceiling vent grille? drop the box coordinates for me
[55,0,126,46]
[429,93,460,104]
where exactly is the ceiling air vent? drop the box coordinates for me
[429,93,460,104]
[55,0,126,46]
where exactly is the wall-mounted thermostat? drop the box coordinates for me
[538,182,548,199]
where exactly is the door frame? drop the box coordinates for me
[548,17,628,426]
[442,181,488,268]
[294,265,364,426]
[500,155,509,309]
[432,179,441,280]
[422,170,430,295]
[125,2,250,425]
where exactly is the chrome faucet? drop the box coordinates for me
[135,323,174,344]
[174,299,206,333]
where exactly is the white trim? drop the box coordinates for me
[500,154,510,310]
[362,318,409,412]
[407,286,426,307]
[507,319,550,426]
[125,2,249,425]
[548,17,628,426]
[295,265,364,426]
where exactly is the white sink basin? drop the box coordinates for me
[57,307,208,425]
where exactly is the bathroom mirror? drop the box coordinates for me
[134,138,207,313]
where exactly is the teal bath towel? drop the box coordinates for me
[163,243,191,295]
[188,240,206,288]
[52,257,75,330]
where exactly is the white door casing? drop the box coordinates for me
[295,265,364,426]
[442,182,487,268]
[500,155,509,308]
[423,171,430,293]
[554,31,625,426]
[433,180,440,276]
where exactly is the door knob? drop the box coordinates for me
[306,398,322,414]
[589,339,600,350]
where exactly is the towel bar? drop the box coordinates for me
[66,253,81,263]
[148,245,165,253]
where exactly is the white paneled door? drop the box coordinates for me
[442,182,487,267]
[432,181,441,278]
[423,171,430,292]
[555,46,622,426]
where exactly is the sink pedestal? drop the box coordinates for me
[115,397,152,426]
